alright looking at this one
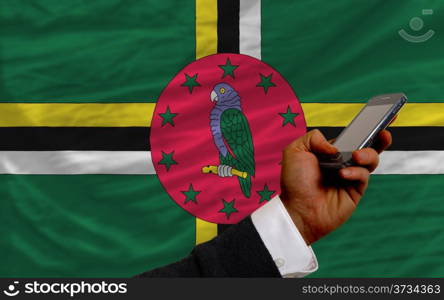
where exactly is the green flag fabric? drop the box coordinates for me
[1,0,444,277]
[0,0,197,277]
[262,0,444,102]
[0,0,195,102]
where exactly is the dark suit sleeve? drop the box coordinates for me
[135,217,281,277]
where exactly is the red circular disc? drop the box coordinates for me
[151,53,306,224]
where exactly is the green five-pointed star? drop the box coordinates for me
[181,184,201,204]
[218,58,239,79]
[158,151,178,171]
[279,106,299,127]
[219,199,238,219]
[257,184,276,203]
[159,106,178,127]
[181,73,201,93]
[256,73,276,94]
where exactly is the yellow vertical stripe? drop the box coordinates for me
[195,218,218,245]
[195,0,218,59]
[195,0,219,244]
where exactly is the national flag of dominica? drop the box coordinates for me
[1,0,443,277]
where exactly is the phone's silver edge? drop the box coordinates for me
[333,93,407,151]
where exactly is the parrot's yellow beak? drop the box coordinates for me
[210,90,218,102]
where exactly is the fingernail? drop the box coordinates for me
[341,169,351,176]
[359,152,368,161]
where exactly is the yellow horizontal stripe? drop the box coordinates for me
[195,218,218,245]
[302,103,444,127]
[0,103,155,127]
[0,103,443,127]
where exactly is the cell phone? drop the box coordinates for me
[319,93,407,169]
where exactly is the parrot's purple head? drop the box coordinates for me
[210,83,240,108]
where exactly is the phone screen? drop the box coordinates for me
[333,103,393,152]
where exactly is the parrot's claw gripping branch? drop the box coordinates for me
[202,165,248,179]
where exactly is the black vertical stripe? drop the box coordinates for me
[217,0,240,53]
[218,224,233,235]
[216,1,239,234]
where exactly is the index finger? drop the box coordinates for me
[372,129,392,154]
[287,129,338,155]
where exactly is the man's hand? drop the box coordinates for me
[280,129,392,245]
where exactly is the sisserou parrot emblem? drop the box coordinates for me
[151,53,306,223]
[202,82,255,198]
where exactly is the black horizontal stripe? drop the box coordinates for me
[0,127,442,151]
[0,127,150,151]
[310,127,444,151]
[217,0,239,53]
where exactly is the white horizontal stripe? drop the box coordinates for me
[0,151,442,175]
[375,151,444,174]
[0,151,155,175]
[239,0,261,59]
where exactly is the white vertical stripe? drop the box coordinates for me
[0,151,155,175]
[239,0,261,59]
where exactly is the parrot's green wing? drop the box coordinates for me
[220,108,255,197]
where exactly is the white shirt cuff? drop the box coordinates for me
[251,195,318,278]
